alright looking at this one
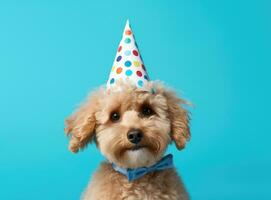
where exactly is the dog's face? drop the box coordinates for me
[65,82,190,168]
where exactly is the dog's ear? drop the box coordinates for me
[64,92,100,153]
[164,89,191,150]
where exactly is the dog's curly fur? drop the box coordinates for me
[65,81,191,200]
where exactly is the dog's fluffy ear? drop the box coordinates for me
[64,92,100,153]
[164,89,191,150]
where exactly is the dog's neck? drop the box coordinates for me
[111,154,174,182]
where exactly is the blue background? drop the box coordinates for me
[0,0,270,199]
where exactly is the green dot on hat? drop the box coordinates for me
[138,80,143,87]
[124,38,131,44]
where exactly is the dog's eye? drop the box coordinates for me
[141,106,154,117]
[110,111,120,122]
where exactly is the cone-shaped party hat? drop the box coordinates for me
[106,20,150,90]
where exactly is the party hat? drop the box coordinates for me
[106,20,150,90]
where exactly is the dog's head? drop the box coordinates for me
[65,82,190,168]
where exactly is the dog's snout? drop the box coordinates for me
[127,129,143,144]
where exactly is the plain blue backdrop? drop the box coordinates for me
[0,0,270,199]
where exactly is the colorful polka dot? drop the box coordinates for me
[124,50,131,56]
[110,78,115,84]
[124,61,132,67]
[116,56,122,62]
[144,75,149,80]
[107,22,151,89]
[125,30,132,35]
[116,67,122,74]
[142,64,146,71]
[133,61,140,67]
[136,71,142,77]
[125,69,133,76]
[138,80,143,87]
[124,38,131,44]
[132,50,138,56]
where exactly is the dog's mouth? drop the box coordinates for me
[130,145,146,151]
[117,145,147,157]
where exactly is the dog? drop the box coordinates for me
[65,80,191,200]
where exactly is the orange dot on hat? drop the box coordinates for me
[118,46,122,52]
[116,67,122,74]
[125,30,132,35]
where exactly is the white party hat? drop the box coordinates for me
[106,20,150,90]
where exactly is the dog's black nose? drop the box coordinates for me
[127,129,143,144]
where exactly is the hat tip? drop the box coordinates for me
[125,19,130,27]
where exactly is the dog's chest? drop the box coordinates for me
[117,177,176,200]
[83,164,188,200]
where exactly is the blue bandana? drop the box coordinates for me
[112,154,174,182]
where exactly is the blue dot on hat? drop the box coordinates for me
[125,69,132,76]
[124,50,131,56]
[124,61,132,67]
[110,78,115,84]
[124,38,131,43]
[138,80,143,87]
[116,55,122,62]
